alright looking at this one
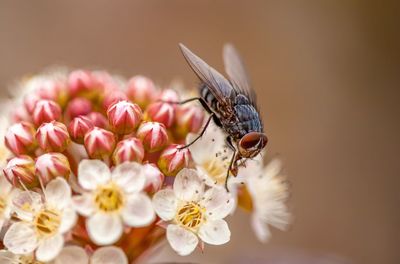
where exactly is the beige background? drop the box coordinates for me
[1,1,399,263]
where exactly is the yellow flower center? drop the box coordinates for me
[202,157,228,185]
[18,255,44,264]
[176,202,204,230]
[94,184,124,212]
[34,208,61,237]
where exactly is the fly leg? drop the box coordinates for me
[225,136,238,192]
[160,97,214,114]
[177,112,215,150]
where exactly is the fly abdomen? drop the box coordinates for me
[200,83,219,112]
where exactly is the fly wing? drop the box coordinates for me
[223,43,256,103]
[179,43,235,104]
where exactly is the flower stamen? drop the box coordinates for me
[34,208,61,237]
[176,202,204,230]
[94,184,124,212]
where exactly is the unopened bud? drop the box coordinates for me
[136,122,168,152]
[142,163,164,192]
[68,70,101,99]
[146,102,174,128]
[158,89,179,102]
[5,122,37,155]
[126,76,156,108]
[174,105,205,138]
[84,127,116,159]
[35,153,71,184]
[65,98,92,121]
[102,90,128,112]
[112,137,144,165]
[32,99,62,126]
[36,121,70,152]
[157,144,192,177]
[85,112,108,129]
[68,116,94,144]
[36,79,68,107]
[107,101,143,134]
[3,156,37,188]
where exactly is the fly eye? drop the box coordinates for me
[240,132,268,150]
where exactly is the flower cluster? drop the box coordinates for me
[0,69,290,262]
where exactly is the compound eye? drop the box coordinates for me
[239,132,268,150]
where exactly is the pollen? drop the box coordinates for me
[94,184,124,212]
[18,255,44,264]
[176,202,204,230]
[34,208,61,237]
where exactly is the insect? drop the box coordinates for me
[176,43,268,191]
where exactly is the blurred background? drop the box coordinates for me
[0,1,399,263]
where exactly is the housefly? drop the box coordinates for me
[176,43,268,191]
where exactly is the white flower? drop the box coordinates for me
[188,123,237,188]
[3,177,77,262]
[0,110,12,167]
[0,174,19,235]
[72,160,155,246]
[240,157,290,242]
[0,245,127,264]
[54,245,128,264]
[152,168,234,256]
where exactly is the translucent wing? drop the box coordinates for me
[223,43,256,103]
[179,43,235,104]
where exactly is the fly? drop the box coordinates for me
[172,43,268,191]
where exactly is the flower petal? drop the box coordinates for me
[201,187,234,220]
[87,213,123,245]
[36,234,64,262]
[152,189,177,221]
[0,250,17,264]
[59,206,78,234]
[72,194,95,217]
[251,214,271,243]
[12,191,42,221]
[3,222,38,255]
[78,159,111,190]
[121,192,155,227]
[0,174,12,195]
[45,177,71,210]
[166,224,198,256]
[91,246,128,264]
[198,219,230,245]
[173,168,204,202]
[111,162,145,193]
[54,246,89,264]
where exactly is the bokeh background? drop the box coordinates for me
[0,1,399,263]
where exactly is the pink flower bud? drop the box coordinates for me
[68,70,101,99]
[3,155,37,188]
[157,144,192,177]
[68,116,94,144]
[102,90,128,112]
[146,102,175,128]
[35,153,71,184]
[36,79,69,107]
[36,121,70,152]
[84,127,116,159]
[107,101,143,134]
[126,76,156,108]
[5,122,37,155]
[32,99,62,126]
[136,122,168,152]
[142,163,164,192]
[65,98,93,121]
[11,107,32,123]
[174,105,205,138]
[85,112,108,129]
[158,89,179,102]
[24,94,40,114]
[112,137,144,165]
